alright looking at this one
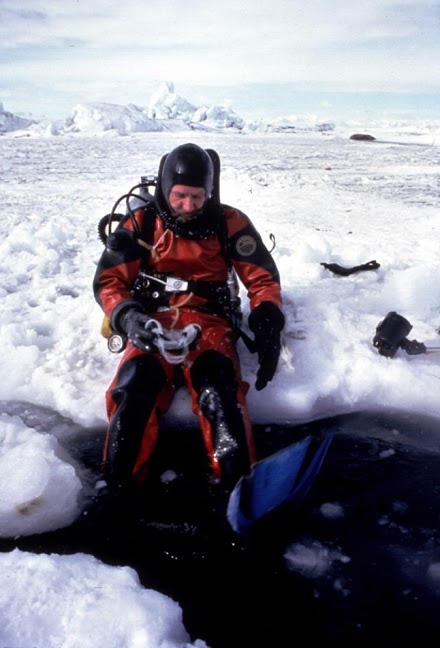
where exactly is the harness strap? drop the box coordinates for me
[169,292,195,328]
[132,271,231,306]
[133,203,253,347]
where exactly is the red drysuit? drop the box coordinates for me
[93,201,283,484]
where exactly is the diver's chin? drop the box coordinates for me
[173,210,203,223]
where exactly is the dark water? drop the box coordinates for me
[1,408,439,647]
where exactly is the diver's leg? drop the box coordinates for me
[190,350,251,486]
[104,352,167,487]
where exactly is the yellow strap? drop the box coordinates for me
[169,292,194,328]
[137,238,159,261]
[137,228,168,261]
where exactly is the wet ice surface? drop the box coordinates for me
[0,406,439,646]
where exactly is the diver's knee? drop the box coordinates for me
[191,350,236,394]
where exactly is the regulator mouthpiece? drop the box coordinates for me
[155,322,202,364]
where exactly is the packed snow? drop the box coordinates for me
[1,83,439,646]
[0,550,206,648]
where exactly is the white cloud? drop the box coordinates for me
[0,0,439,117]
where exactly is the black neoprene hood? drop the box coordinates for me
[161,143,214,204]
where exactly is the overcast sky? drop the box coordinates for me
[1,0,439,118]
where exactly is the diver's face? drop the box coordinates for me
[168,185,206,220]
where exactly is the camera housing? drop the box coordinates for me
[373,311,413,358]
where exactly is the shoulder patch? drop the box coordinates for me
[235,234,257,257]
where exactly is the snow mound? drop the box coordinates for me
[1,81,246,137]
[147,80,197,119]
[246,116,336,134]
[0,103,36,133]
[65,102,161,135]
[0,414,82,537]
[192,103,245,130]
[0,549,202,648]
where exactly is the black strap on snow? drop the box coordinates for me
[320,259,380,276]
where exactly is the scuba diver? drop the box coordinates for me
[92,142,285,513]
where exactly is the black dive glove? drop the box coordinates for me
[248,302,285,391]
[119,307,159,353]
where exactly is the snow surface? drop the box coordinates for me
[0,83,439,646]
